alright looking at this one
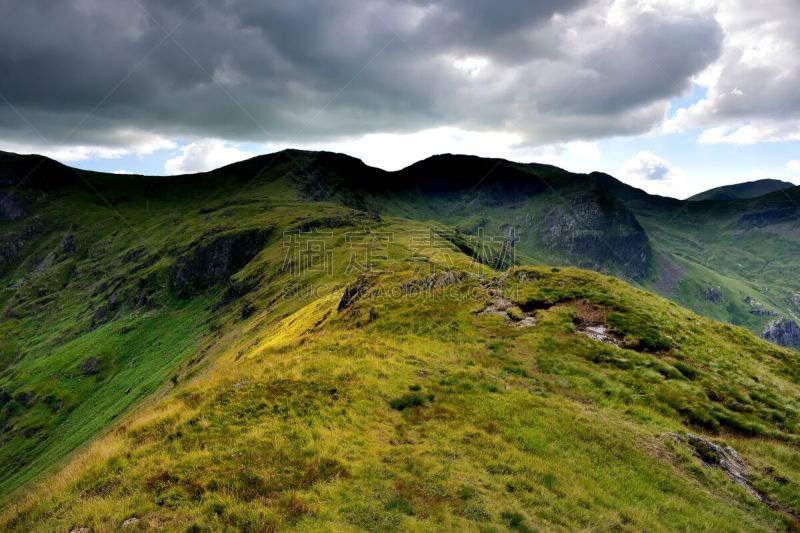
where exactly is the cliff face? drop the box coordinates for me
[762,318,800,348]
[536,192,652,280]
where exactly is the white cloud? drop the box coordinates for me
[0,130,176,162]
[698,122,800,145]
[620,151,701,197]
[452,56,489,77]
[670,0,800,143]
[164,140,256,175]
[623,151,677,182]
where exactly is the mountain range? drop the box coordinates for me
[1,149,799,530]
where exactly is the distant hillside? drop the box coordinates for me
[688,179,796,201]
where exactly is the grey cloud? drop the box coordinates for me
[0,0,723,152]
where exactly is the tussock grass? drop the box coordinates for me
[3,262,800,530]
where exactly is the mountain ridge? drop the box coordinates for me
[2,149,799,345]
[689,179,797,202]
[2,148,800,529]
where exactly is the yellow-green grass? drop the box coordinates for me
[3,265,799,531]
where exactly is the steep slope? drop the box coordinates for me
[689,179,796,201]
[1,150,799,530]
[3,261,800,530]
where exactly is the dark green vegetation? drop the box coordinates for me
[1,149,799,530]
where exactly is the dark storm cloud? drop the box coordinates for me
[0,0,723,151]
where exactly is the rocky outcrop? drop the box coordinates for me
[702,286,723,303]
[338,274,373,312]
[293,211,380,232]
[0,218,46,276]
[736,202,798,229]
[669,433,760,501]
[169,228,272,298]
[400,270,470,294]
[91,272,160,327]
[537,193,651,280]
[761,318,800,348]
[0,193,27,221]
[477,295,536,327]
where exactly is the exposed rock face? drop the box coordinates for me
[338,274,373,312]
[294,211,380,232]
[751,309,778,317]
[0,193,27,221]
[400,270,470,294]
[669,433,760,501]
[537,193,651,280]
[0,218,46,276]
[91,272,160,327]
[736,202,798,229]
[477,295,536,327]
[169,229,272,298]
[762,318,800,348]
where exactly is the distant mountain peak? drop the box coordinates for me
[688,178,795,201]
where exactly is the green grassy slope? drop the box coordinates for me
[321,156,800,342]
[0,150,799,530]
[3,261,800,530]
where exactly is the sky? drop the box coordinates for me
[1,0,799,199]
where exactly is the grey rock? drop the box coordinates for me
[170,228,272,299]
[537,194,651,280]
[338,274,373,312]
[514,270,540,283]
[761,318,800,348]
[401,270,469,294]
[669,433,761,501]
